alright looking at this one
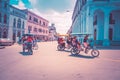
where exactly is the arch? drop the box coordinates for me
[0,13,1,22]
[4,14,7,24]
[22,21,24,29]
[17,18,21,28]
[109,10,120,42]
[13,18,16,28]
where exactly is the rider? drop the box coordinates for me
[58,37,65,47]
[66,36,72,49]
[72,36,81,50]
[26,36,34,52]
[21,35,27,43]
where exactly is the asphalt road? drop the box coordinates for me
[0,41,120,80]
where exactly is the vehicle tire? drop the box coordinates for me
[57,45,65,51]
[71,47,80,55]
[91,50,100,57]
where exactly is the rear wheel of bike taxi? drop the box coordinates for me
[91,50,99,57]
[71,47,80,55]
[57,45,65,51]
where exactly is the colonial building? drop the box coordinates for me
[0,0,10,38]
[24,9,49,41]
[72,0,120,46]
[8,5,27,42]
[48,23,57,41]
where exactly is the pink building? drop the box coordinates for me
[24,9,49,41]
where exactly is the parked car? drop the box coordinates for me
[0,38,14,46]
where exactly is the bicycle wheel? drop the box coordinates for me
[71,47,80,55]
[91,50,100,57]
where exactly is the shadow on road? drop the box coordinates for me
[19,52,32,56]
[69,54,95,59]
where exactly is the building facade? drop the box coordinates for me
[24,10,49,41]
[0,0,10,38]
[49,23,57,41]
[8,5,27,42]
[72,0,120,46]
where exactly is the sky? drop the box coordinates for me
[10,0,76,34]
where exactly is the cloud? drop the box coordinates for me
[30,9,73,34]
[11,0,76,34]
[12,0,26,9]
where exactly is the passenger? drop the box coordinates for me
[83,35,89,53]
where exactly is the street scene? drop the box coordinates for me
[1,0,120,80]
[0,41,120,80]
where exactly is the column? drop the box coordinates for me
[81,14,83,33]
[103,12,110,46]
[89,14,94,39]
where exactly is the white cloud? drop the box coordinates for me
[12,0,76,34]
[29,9,73,34]
[13,0,26,9]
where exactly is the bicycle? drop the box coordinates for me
[71,43,100,57]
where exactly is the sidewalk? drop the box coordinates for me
[96,45,120,50]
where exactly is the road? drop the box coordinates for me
[0,41,120,80]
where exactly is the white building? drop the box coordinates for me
[72,0,120,46]
[49,23,57,41]
[8,5,27,42]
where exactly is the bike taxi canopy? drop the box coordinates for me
[22,34,35,37]
[70,33,92,36]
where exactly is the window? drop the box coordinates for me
[4,2,7,8]
[39,29,42,32]
[43,22,45,26]
[17,31,21,37]
[0,13,1,23]
[109,13,115,24]
[17,18,21,28]
[39,20,41,25]
[13,18,16,28]
[4,14,7,24]
[29,16,32,20]
[34,28,37,32]
[22,21,24,29]
[28,26,32,32]
[33,17,38,23]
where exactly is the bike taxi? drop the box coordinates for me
[21,34,38,55]
[70,33,100,57]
